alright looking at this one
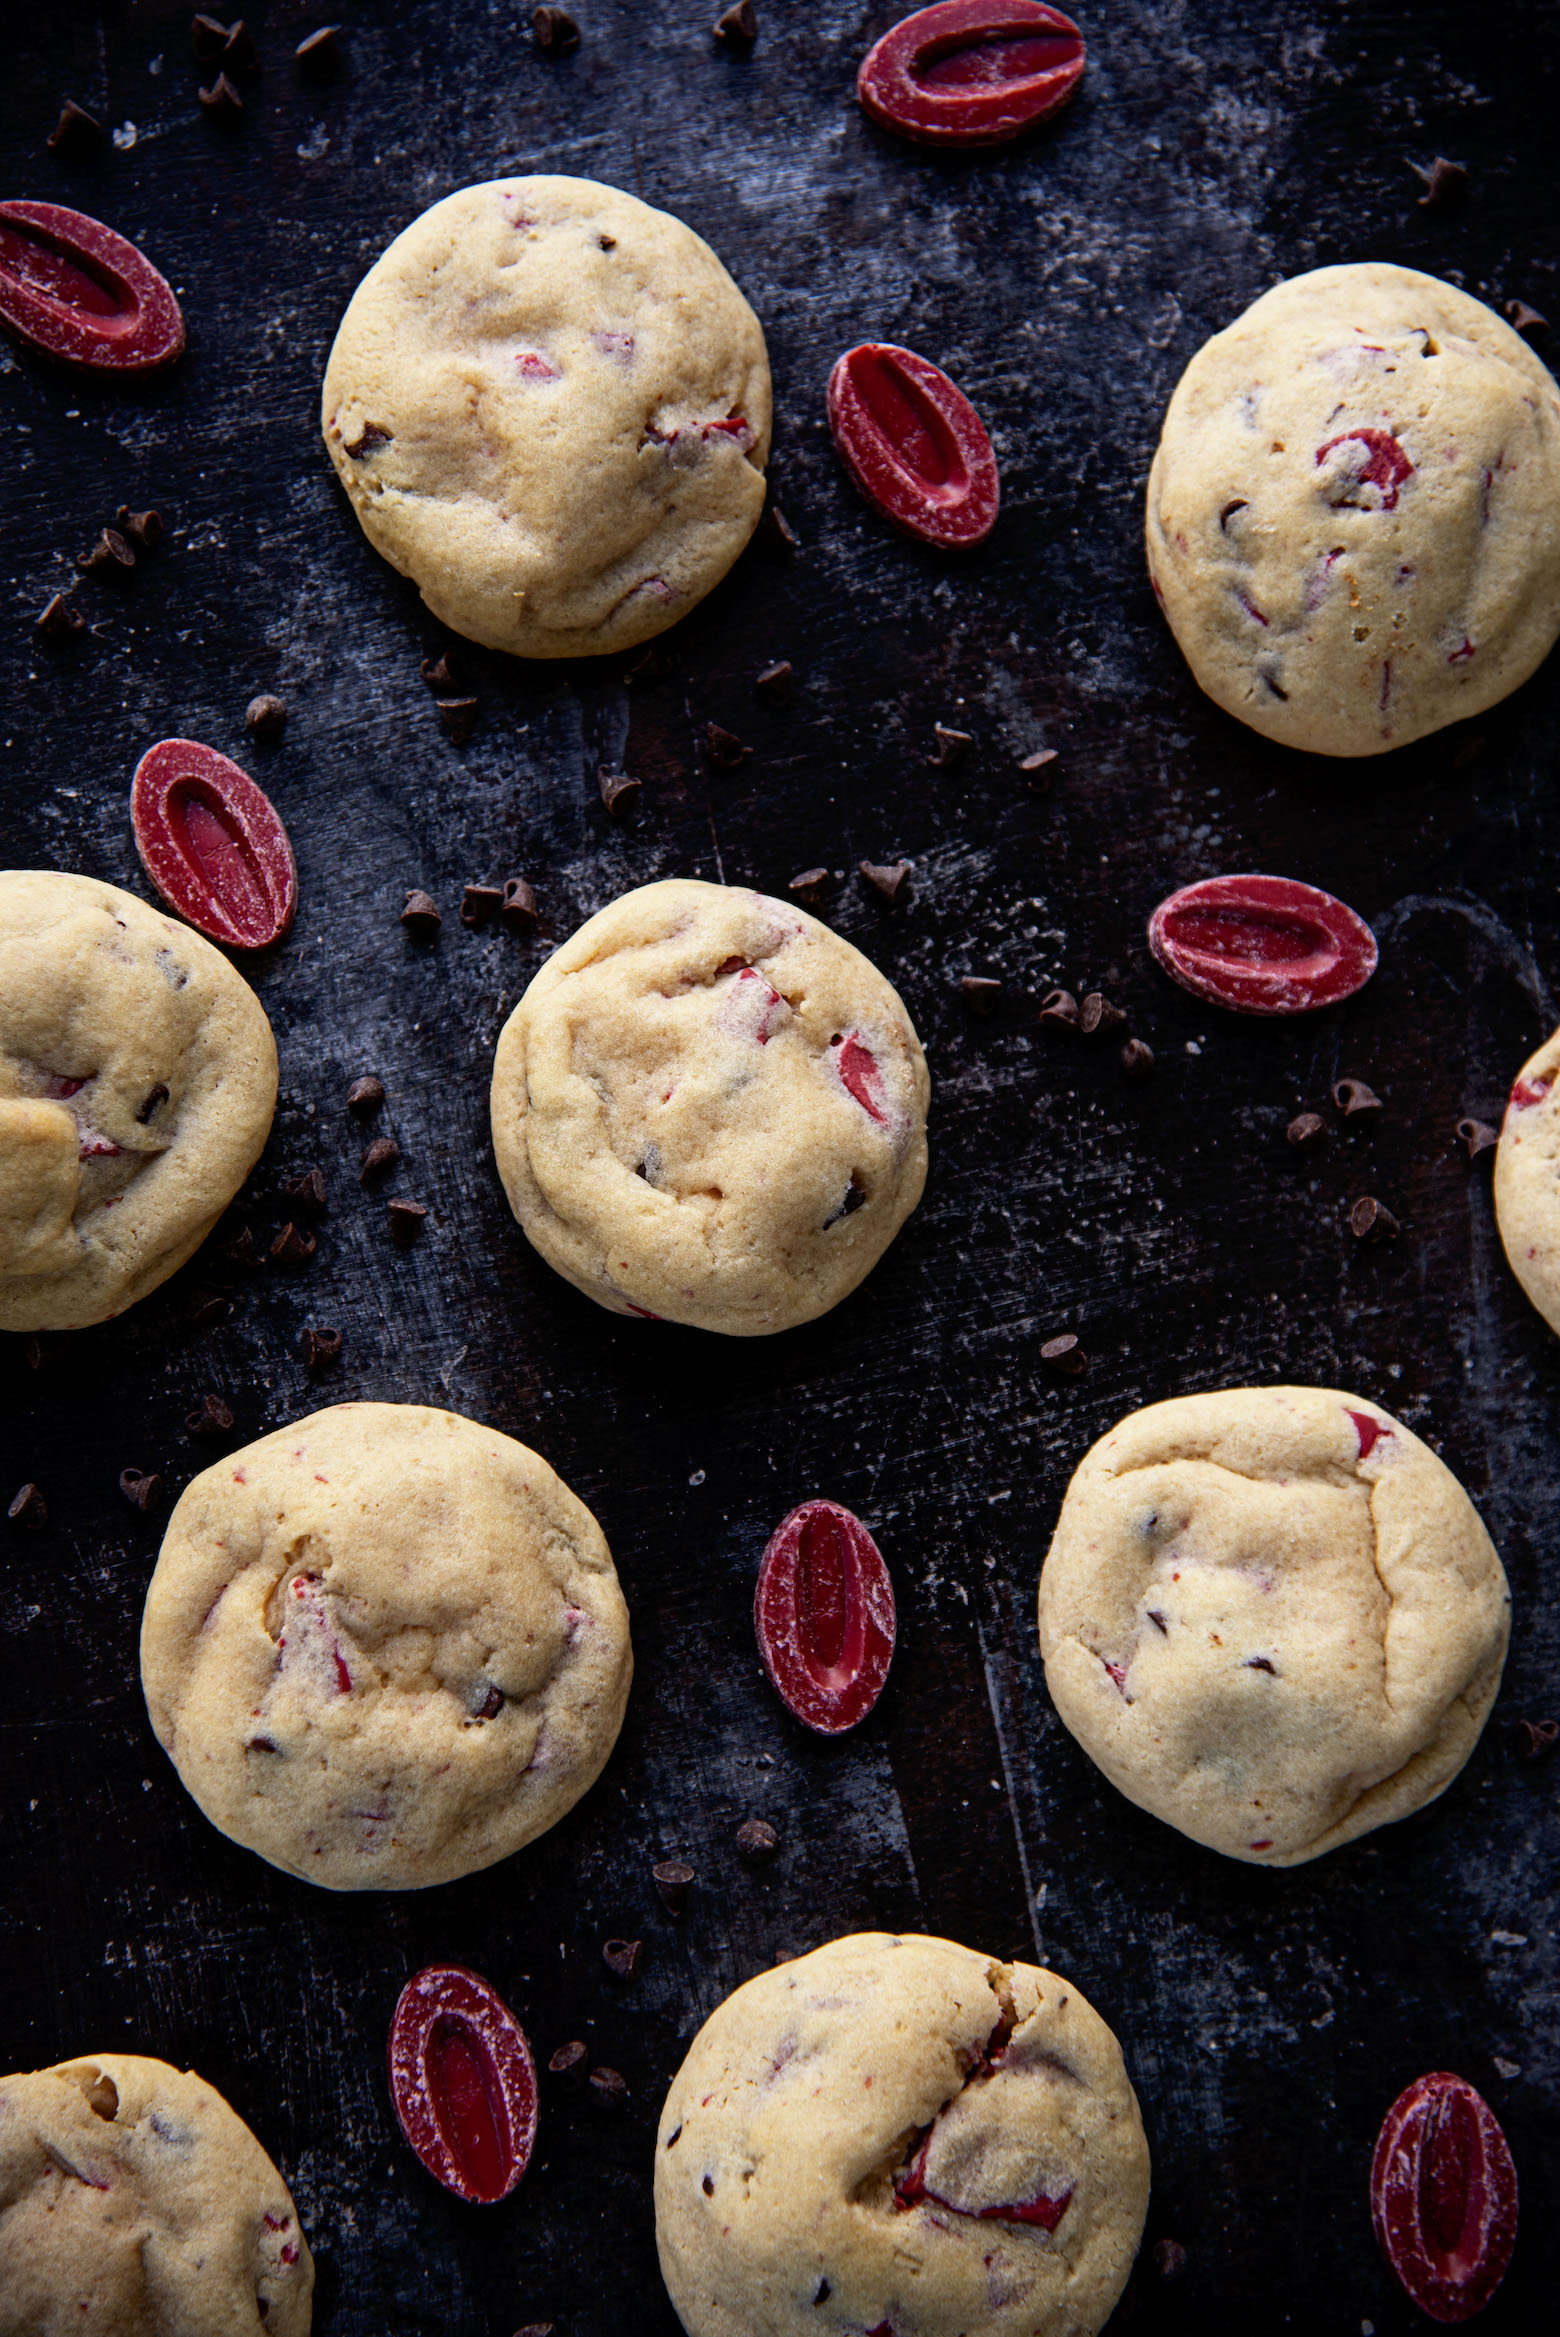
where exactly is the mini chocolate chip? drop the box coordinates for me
[859,859,910,903]
[344,422,392,458]
[420,652,460,692]
[1219,498,1249,531]
[246,694,287,742]
[360,1136,401,1183]
[118,1468,162,1514]
[400,890,441,939]
[461,883,504,928]
[927,723,973,769]
[703,721,751,770]
[224,1224,260,1269]
[1153,2239,1188,2281]
[1333,1077,1381,1117]
[1019,748,1057,791]
[270,1221,316,1267]
[436,695,478,745]
[387,1199,428,1247]
[473,1684,505,1722]
[767,503,799,551]
[1120,1037,1155,1081]
[1349,1195,1399,1242]
[283,1169,328,1217]
[623,644,670,687]
[1078,992,1127,1037]
[346,1074,385,1111]
[755,659,793,706]
[713,0,758,45]
[598,233,616,250]
[1287,1111,1327,1152]
[198,72,245,125]
[1506,299,1549,336]
[22,1336,43,1370]
[191,16,230,64]
[588,2065,628,2108]
[735,1817,778,1861]
[602,1938,643,1979]
[813,2281,831,2307]
[1040,1333,1087,1376]
[502,877,539,930]
[36,593,86,642]
[7,1483,47,1530]
[185,1393,234,1438]
[47,100,101,161]
[296,25,342,79]
[221,20,258,76]
[532,5,580,53]
[300,1326,343,1368]
[115,508,165,551]
[1038,988,1079,1032]
[653,1858,695,1914]
[1246,1655,1278,1675]
[77,528,135,582]
[599,766,642,818]
[188,1288,231,1327]
[1514,1718,1558,1761]
[134,1083,170,1124]
[1416,155,1469,208]
[1456,1117,1499,1159]
[961,975,1001,1016]
[548,2040,589,2086]
[787,867,829,905]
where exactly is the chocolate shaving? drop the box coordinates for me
[188,1289,231,1327]
[223,1224,259,1269]
[1078,992,1126,1037]
[1513,1718,1558,1762]
[296,26,342,80]
[602,1938,644,1980]
[344,422,392,458]
[702,721,751,770]
[713,0,758,46]
[1415,156,1469,208]
[185,1393,234,1438]
[1038,987,1079,1032]
[1506,299,1549,336]
[548,2041,589,2086]
[420,652,459,692]
[588,2065,628,2108]
[191,17,230,64]
[116,508,165,551]
[623,644,670,687]
[437,696,478,745]
[766,503,799,551]
[221,21,258,76]
[1332,1077,1381,1117]
[282,1169,328,1217]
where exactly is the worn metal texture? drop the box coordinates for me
[2,1,1558,2330]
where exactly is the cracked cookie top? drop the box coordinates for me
[1493,1023,1560,1339]
[321,176,772,659]
[1038,1386,1510,1866]
[139,1404,632,1892]
[490,879,930,1335]
[1146,263,1560,756]
[0,2052,311,2337]
[0,871,278,1333]
[654,1931,1149,2337]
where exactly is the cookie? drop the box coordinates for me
[490,879,930,1335]
[321,176,771,660]
[655,1932,1149,2337]
[1146,263,1560,756]
[1037,1386,1510,1865]
[139,1404,632,1891]
[1493,1025,1560,1333]
[0,2051,311,2335]
[0,871,277,1333]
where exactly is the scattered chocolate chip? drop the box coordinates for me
[188,1288,231,1327]
[513,2325,554,2337]
[185,1393,234,1438]
[300,1326,343,1369]
[766,503,799,551]
[7,1483,47,1530]
[344,422,392,458]
[1153,2238,1188,2281]
[131,1085,170,1130]
[282,1168,327,1217]
[1506,299,1549,336]
[599,766,642,819]
[400,890,441,940]
[223,1224,259,1269]
[602,1938,643,1980]
[191,14,231,63]
[1332,1077,1381,1117]
[1040,1333,1087,1376]
[77,528,135,583]
[1219,498,1249,531]
[713,0,757,45]
[22,1335,44,1370]
[387,1199,428,1248]
[588,2065,628,2109]
[598,234,616,250]
[360,1136,401,1183]
[47,100,101,161]
[347,1074,385,1112]
[472,1683,505,1722]
[787,867,829,906]
[1513,1717,1558,1761]
[501,877,539,931]
[927,722,973,769]
[270,1221,316,1267]
[296,25,342,79]
[548,2040,589,2087]
[35,593,86,642]
[1416,156,1469,208]
[735,1817,778,1861]
[436,695,478,744]
[532,5,580,54]
[859,859,910,903]
[118,1467,162,1514]
[461,883,503,928]
[1349,1195,1399,1243]
[1038,987,1079,1032]
[245,693,287,742]
[221,20,258,75]
[1078,991,1127,1037]
[1287,1111,1327,1152]
[961,975,1001,1016]
[1019,747,1057,791]
[198,72,245,125]
[116,508,165,551]
[703,721,751,770]
[1120,1037,1155,1082]
[653,1858,695,1914]
[623,644,670,686]
[419,652,459,692]
[755,659,793,707]
[1456,1117,1499,1159]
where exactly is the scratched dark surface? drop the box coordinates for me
[2,2,1559,2331]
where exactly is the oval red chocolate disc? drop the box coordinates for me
[1147,874,1377,1015]
[858,0,1087,148]
[754,1498,896,1735]
[388,1964,539,2205]
[131,739,298,952]
[0,201,185,373]
[827,343,999,549]
[1370,2072,1517,2323]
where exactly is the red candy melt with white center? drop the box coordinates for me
[1370,2072,1517,2323]
[0,200,185,374]
[131,739,298,952]
[857,1,1086,149]
[388,1964,539,2205]
[754,1499,896,1734]
[827,343,1000,549]
[1147,873,1377,1015]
